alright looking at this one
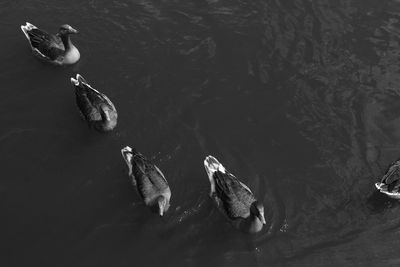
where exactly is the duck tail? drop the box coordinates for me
[121,146,133,176]
[70,74,88,87]
[375,182,400,199]
[204,155,226,196]
[121,146,141,162]
[121,146,133,162]
[121,145,140,156]
[20,22,37,41]
[71,74,103,95]
[375,182,384,191]
[375,181,391,191]
[204,155,225,174]
[121,146,141,186]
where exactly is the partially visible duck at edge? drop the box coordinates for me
[20,22,80,65]
[121,146,171,216]
[375,159,400,199]
[71,74,117,132]
[204,155,266,233]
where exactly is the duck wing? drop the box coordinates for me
[73,75,116,122]
[378,160,400,193]
[72,76,102,122]
[74,87,101,122]
[77,76,116,111]
[85,88,115,111]
[213,171,255,219]
[27,28,65,60]
[131,154,169,202]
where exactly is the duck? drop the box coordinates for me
[375,159,400,199]
[204,155,266,233]
[121,146,171,216]
[70,74,117,132]
[20,22,80,65]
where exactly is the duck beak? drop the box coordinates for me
[258,212,266,225]
[70,28,79,34]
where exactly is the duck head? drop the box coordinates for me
[157,195,170,217]
[250,201,266,225]
[59,24,79,35]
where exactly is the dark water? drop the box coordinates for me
[2,0,400,266]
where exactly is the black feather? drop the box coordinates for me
[27,28,64,60]
[213,171,255,219]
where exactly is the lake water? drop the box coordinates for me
[2,0,400,266]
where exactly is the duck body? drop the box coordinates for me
[20,22,80,65]
[375,159,400,199]
[71,74,117,132]
[121,146,171,216]
[204,156,266,233]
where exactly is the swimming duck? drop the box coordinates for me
[20,22,80,65]
[121,146,171,216]
[204,156,266,233]
[375,159,400,199]
[70,74,117,132]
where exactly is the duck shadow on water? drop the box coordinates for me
[64,114,122,146]
[156,195,269,264]
[366,190,400,214]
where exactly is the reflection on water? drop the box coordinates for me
[2,0,400,266]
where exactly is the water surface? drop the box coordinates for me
[2,0,400,266]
